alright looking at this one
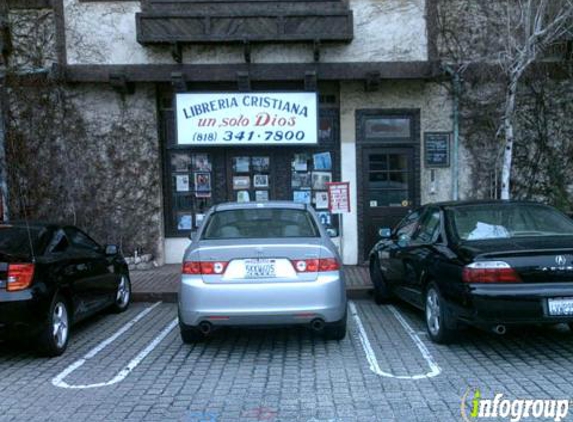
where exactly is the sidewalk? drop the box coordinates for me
[131,265,372,302]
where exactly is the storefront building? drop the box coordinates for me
[7,0,470,265]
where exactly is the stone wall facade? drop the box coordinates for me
[339,80,459,263]
[5,80,164,260]
[7,0,571,267]
[63,0,428,65]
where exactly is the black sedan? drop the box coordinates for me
[0,223,131,356]
[369,200,573,344]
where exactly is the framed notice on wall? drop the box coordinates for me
[175,92,318,146]
[424,132,451,168]
[326,182,350,214]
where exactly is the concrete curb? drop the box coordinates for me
[132,287,372,303]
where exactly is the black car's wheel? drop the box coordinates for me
[111,274,131,313]
[38,294,70,357]
[180,328,206,344]
[323,315,347,341]
[424,282,456,344]
[370,257,392,305]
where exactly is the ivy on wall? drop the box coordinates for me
[5,77,163,257]
[436,0,573,212]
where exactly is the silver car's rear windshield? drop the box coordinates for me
[448,203,573,241]
[202,208,320,239]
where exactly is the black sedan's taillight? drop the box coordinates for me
[462,261,522,283]
[7,263,35,291]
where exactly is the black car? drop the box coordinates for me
[369,200,573,344]
[0,223,131,356]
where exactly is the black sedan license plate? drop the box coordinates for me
[548,298,573,316]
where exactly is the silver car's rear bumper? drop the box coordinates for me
[178,272,347,327]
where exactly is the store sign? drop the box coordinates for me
[176,92,318,146]
[327,182,351,214]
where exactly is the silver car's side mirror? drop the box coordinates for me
[189,231,197,242]
[378,228,392,239]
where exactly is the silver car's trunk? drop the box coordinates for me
[196,238,327,283]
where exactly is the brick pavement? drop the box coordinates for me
[2,300,573,421]
[131,265,372,302]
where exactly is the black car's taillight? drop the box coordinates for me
[7,263,35,291]
[462,261,522,283]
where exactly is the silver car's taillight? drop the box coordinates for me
[291,258,340,273]
[182,261,228,275]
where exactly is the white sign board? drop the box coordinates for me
[327,182,351,214]
[176,92,318,146]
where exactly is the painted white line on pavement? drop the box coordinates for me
[348,300,441,380]
[52,302,177,389]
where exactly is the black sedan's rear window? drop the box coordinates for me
[0,225,45,256]
[202,209,320,239]
[448,203,573,241]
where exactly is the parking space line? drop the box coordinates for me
[52,302,177,389]
[348,301,441,380]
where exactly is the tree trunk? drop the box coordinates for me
[501,80,518,200]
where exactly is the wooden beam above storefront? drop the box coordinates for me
[8,0,52,9]
[57,62,440,83]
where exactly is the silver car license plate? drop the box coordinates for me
[245,259,276,278]
[548,298,573,316]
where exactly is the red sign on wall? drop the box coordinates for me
[326,182,350,214]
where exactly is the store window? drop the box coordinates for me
[168,151,214,232]
[290,151,333,228]
[160,87,340,237]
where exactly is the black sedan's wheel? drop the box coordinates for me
[425,282,455,344]
[111,275,131,313]
[38,294,70,357]
[370,258,392,305]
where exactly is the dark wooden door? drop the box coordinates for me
[362,147,416,258]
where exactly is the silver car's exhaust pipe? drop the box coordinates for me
[199,321,212,335]
[311,319,325,332]
[493,325,507,335]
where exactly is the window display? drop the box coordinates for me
[290,150,337,230]
[231,155,270,203]
[168,152,213,233]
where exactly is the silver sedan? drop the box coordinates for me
[178,201,347,342]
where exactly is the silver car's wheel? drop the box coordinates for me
[112,275,131,313]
